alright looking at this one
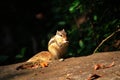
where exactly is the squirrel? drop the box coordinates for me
[16,29,69,70]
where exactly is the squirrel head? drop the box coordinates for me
[55,29,68,44]
[56,29,66,38]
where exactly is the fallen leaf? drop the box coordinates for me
[94,64,100,70]
[94,61,115,70]
[106,61,115,68]
[94,64,105,70]
[87,74,101,80]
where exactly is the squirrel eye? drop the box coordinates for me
[59,34,63,37]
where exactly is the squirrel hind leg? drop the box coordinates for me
[40,61,49,68]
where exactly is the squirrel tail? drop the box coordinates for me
[16,61,49,70]
[16,62,39,70]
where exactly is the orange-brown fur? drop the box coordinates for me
[16,29,68,70]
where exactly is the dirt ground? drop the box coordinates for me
[0,51,120,80]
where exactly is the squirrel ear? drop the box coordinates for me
[62,29,65,32]
[56,30,59,34]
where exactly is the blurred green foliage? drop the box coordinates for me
[0,0,120,65]
[48,0,120,57]
[16,47,26,59]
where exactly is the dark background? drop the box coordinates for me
[0,0,120,65]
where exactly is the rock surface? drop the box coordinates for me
[0,51,120,80]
